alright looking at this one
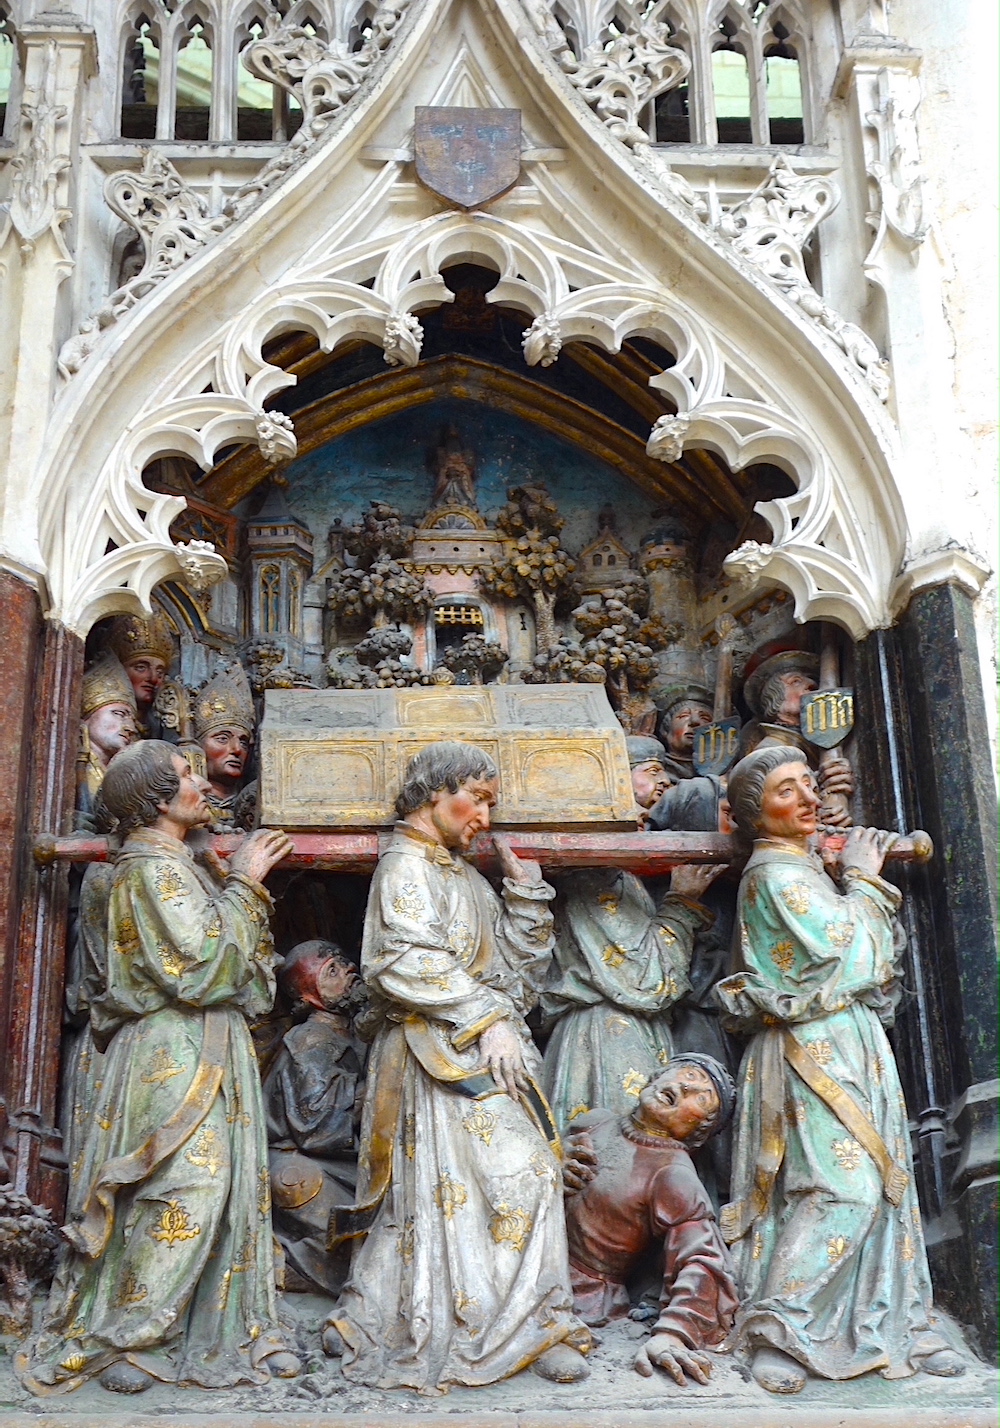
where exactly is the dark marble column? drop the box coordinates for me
[0,573,44,1182]
[855,580,998,1359]
[2,617,83,1214]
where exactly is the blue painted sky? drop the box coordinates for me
[278,399,658,557]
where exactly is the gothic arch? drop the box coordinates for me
[35,0,907,641]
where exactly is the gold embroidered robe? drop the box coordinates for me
[19,828,286,1393]
[333,823,585,1391]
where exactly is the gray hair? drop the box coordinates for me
[395,741,498,818]
[758,670,793,724]
[726,745,808,849]
[97,740,183,835]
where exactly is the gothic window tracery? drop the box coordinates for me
[260,563,282,633]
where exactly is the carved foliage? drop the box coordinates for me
[8,40,71,253]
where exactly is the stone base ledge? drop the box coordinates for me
[0,1411,996,1428]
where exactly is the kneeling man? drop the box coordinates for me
[329,741,590,1392]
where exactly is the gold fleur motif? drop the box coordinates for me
[448,920,475,957]
[258,1166,271,1218]
[832,1138,863,1171]
[156,940,188,978]
[743,877,760,907]
[751,1230,763,1260]
[872,1054,885,1083]
[403,1113,416,1160]
[654,974,679,998]
[602,942,627,968]
[745,1057,756,1084]
[96,1106,121,1132]
[912,1206,922,1230]
[780,881,812,915]
[529,1150,556,1179]
[621,1068,647,1098]
[597,892,620,915]
[825,920,855,949]
[782,1277,807,1293]
[392,883,426,919]
[606,1013,630,1036]
[113,1267,148,1307]
[489,1203,532,1253]
[901,1234,915,1262]
[65,1319,86,1341]
[149,1199,201,1247]
[729,975,747,994]
[154,865,187,902]
[434,1173,468,1219]
[462,1105,498,1146]
[112,914,141,957]
[785,1100,808,1126]
[805,1039,834,1066]
[186,1124,226,1178]
[770,939,795,973]
[217,1267,232,1310]
[567,1103,590,1122]
[141,1047,185,1089]
[454,1289,479,1314]
[826,1234,849,1262]
[657,924,677,945]
[418,954,451,991]
[205,912,223,939]
[397,1217,415,1264]
[656,1047,672,1065]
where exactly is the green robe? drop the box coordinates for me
[715,839,948,1380]
[19,828,286,1394]
[541,870,710,1132]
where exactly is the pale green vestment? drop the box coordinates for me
[540,870,710,1131]
[20,828,286,1393]
[334,823,585,1392]
[716,839,949,1379]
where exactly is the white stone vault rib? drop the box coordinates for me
[35,0,907,641]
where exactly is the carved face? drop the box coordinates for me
[774,670,817,727]
[663,702,713,756]
[124,655,167,709]
[638,1063,720,1143]
[86,702,138,765]
[429,776,498,850]
[157,753,212,831]
[199,727,251,791]
[315,957,359,1010]
[631,759,671,810]
[758,758,820,841]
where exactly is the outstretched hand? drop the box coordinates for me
[493,833,541,886]
[562,1132,598,1195]
[840,826,897,878]
[634,1331,712,1385]
[478,1019,528,1101]
[228,828,293,884]
[669,864,726,901]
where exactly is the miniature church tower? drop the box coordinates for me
[245,480,314,669]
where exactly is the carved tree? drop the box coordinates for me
[326,501,433,632]
[481,485,576,654]
[327,627,433,689]
[0,1188,59,1338]
[437,632,509,685]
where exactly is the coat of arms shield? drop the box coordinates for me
[414,107,521,210]
[800,689,855,749]
[692,717,742,777]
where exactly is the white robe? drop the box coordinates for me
[333,823,585,1392]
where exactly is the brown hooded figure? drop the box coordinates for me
[562,1054,739,1386]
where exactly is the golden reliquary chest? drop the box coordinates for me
[258,684,635,830]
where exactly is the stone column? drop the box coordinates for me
[855,582,998,1358]
[2,621,83,1214]
[0,574,44,1182]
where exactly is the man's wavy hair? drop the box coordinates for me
[726,745,809,852]
[97,740,183,835]
[395,742,498,819]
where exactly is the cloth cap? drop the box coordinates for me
[626,735,668,768]
[743,648,819,719]
[107,611,176,666]
[193,662,255,740]
[662,1053,736,1136]
[81,653,137,718]
[651,680,713,720]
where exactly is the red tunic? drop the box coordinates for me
[564,1109,739,1347]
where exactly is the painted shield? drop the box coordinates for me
[414,107,521,210]
[693,717,742,777]
[800,688,855,749]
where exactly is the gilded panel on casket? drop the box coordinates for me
[258,686,635,829]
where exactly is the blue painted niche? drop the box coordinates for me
[276,398,659,557]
